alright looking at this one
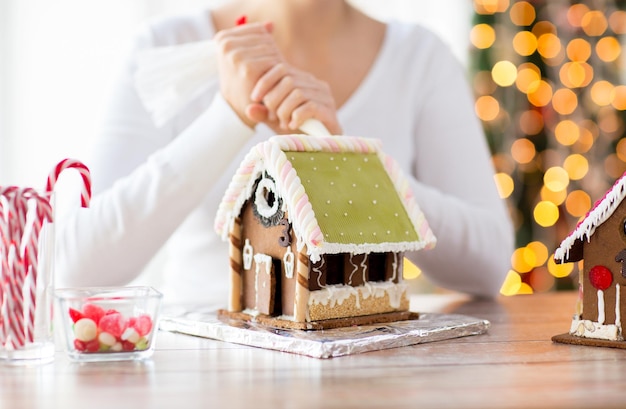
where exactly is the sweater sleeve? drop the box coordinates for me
[55,22,254,288]
[405,33,514,298]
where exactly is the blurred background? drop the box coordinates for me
[1,0,625,295]
[471,0,626,295]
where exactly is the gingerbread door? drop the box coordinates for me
[253,253,282,316]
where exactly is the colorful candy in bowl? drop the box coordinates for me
[55,286,162,362]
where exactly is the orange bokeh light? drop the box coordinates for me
[519,109,544,135]
[511,138,536,164]
[509,1,536,26]
[595,36,621,62]
[552,88,578,115]
[527,80,553,107]
[471,24,496,49]
[581,10,608,36]
[566,38,592,62]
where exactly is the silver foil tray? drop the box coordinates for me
[159,308,490,358]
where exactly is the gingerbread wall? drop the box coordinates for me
[240,202,297,316]
[581,200,626,333]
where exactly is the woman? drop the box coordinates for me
[57,0,514,305]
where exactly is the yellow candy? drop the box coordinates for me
[73,318,97,342]
[98,331,117,346]
[121,327,140,344]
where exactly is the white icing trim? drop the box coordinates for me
[308,240,433,264]
[570,318,622,341]
[360,253,369,284]
[347,254,359,285]
[254,177,279,218]
[555,173,626,261]
[308,281,408,310]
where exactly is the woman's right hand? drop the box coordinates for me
[214,22,282,128]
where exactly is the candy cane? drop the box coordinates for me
[45,158,92,207]
[22,192,52,342]
[0,194,11,346]
[5,190,32,348]
[0,158,90,350]
[0,188,53,348]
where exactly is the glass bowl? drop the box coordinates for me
[55,286,162,362]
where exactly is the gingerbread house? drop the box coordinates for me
[553,172,626,347]
[214,134,436,330]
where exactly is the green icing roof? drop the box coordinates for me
[286,151,420,246]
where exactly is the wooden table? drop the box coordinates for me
[2,292,626,409]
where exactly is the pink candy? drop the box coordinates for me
[68,304,153,354]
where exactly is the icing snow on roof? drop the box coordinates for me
[214,134,436,263]
[554,172,626,262]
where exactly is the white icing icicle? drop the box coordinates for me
[598,289,605,325]
[243,239,253,270]
[616,284,621,329]
[283,247,294,279]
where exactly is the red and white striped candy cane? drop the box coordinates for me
[0,193,12,347]
[23,191,52,343]
[0,187,53,348]
[45,158,92,208]
[4,189,31,348]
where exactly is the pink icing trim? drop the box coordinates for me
[326,138,341,152]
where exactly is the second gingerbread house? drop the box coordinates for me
[553,172,626,347]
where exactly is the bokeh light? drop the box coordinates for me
[403,258,422,280]
[567,38,592,61]
[513,31,537,56]
[595,36,621,62]
[534,201,560,227]
[563,154,589,180]
[516,63,542,93]
[475,95,500,121]
[581,10,608,36]
[471,23,497,49]
[552,88,578,115]
[492,60,518,86]
[509,1,535,26]
[471,1,626,295]
[494,172,515,198]
[544,166,570,192]
[511,138,536,163]
[554,119,580,146]
[565,189,591,217]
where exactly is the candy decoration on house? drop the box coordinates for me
[553,171,626,347]
[0,159,91,351]
[215,134,436,330]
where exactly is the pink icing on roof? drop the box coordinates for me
[214,134,435,262]
[554,171,626,262]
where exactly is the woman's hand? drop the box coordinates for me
[214,22,282,127]
[214,21,342,135]
[247,63,342,135]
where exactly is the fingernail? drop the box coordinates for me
[236,15,247,26]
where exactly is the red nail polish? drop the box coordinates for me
[236,15,247,26]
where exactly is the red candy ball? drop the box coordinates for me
[589,265,613,291]
[82,303,106,324]
[129,315,153,336]
[98,312,127,338]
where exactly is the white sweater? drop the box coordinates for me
[56,9,514,305]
